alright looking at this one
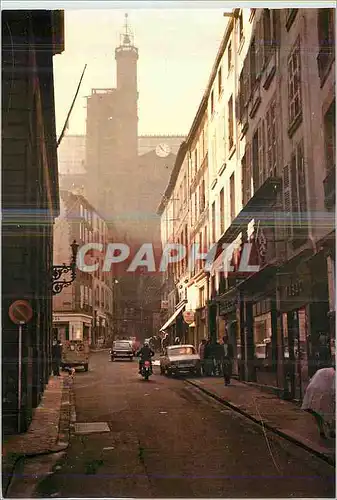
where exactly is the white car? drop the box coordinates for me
[160,344,201,376]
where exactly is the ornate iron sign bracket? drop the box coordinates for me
[52,240,79,295]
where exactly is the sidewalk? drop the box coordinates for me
[2,372,73,496]
[186,377,335,465]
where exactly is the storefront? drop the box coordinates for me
[252,297,277,388]
[279,264,312,401]
[53,313,93,344]
[217,293,239,375]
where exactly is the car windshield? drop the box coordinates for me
[168,346,195,356]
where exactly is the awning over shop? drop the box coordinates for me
[160,303,185,332]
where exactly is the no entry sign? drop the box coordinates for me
[9,300,33,325]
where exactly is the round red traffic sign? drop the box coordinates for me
[9,300,33,325]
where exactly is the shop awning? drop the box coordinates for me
[160,303,185,331]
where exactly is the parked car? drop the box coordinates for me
[110,340,134,361]
[160,344,201,376]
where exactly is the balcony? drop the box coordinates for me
[324,168,336,209]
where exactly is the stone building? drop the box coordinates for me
[158,7,335,401]
[53,190,114,347]
[2,10,64,434]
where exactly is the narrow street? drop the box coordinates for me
[36,351,334,498]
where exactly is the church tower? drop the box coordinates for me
[115,14,139,175]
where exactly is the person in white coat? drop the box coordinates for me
[301,365,335,439]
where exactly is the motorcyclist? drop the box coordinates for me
[136,341,155,374]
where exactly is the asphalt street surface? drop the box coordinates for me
[36,351,335,498]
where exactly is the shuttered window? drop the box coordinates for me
[283,139,308,245]
[288,38,302,127]
[266,97,277,177]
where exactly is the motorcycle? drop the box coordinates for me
[141,360,152,381]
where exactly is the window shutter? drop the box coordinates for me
[243,56,250,106]
[258,120,265,186]
[246,143,252,203]
[283,164,293,239]
[256,18,263,77]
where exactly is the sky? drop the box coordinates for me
[53,8,229,137]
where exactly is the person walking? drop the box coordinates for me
[301,364,335,439]
[221,335,234,385]
[203,339,213,376]
[52,339,62,376]
[198,339,207,376]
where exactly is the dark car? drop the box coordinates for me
[110,340,134,361]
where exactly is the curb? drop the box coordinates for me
[185,379,335,468]
[4,376,74,498]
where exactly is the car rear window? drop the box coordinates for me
[168,347,195,356]
[114,342,131,348]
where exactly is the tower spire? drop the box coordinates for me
[120,12,134,47]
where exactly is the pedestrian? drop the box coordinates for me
[198,338,207,375]
[203,339,213,376]
[221,335,234,385]
[52,339,62,377]
[162,332,169,354]
[214,340,224,376]
[301,364,335,439]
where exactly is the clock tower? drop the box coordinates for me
[115,14,139,177]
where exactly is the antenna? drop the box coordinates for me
[120,12,134,46]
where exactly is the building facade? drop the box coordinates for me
[159,7,335,401]
[53,190,115,347]
[2,10,64,434]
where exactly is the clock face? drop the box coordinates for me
[155,143,171,158]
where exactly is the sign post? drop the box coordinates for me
[8,300,33,433]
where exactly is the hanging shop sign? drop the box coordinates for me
[219,298,237,316]
[183,310,195,324]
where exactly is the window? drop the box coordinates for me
[230,174,235,221]
[211,90,214,114]
[228,41,232,73]
[266,97,277,177]
[228,95,234,151]
[283,139,308,245]
[218,66,223,96]
[250,37,256,92]
[199,287,205,307]
[263,9,273,64]
[317,9,335,83]
[194,190,198,223]
[204,225,208,254]
[324,100,336,172]
[220,188,225,234]
[239,11,243,41]
[200,179,206,212]
[288,38,302,128]
[241,144,252,206]
[252,129,259,191]
[212,202,216,243]
[285,9,298,31]
[194,148,198,173]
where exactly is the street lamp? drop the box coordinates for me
[52,240,79,295]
